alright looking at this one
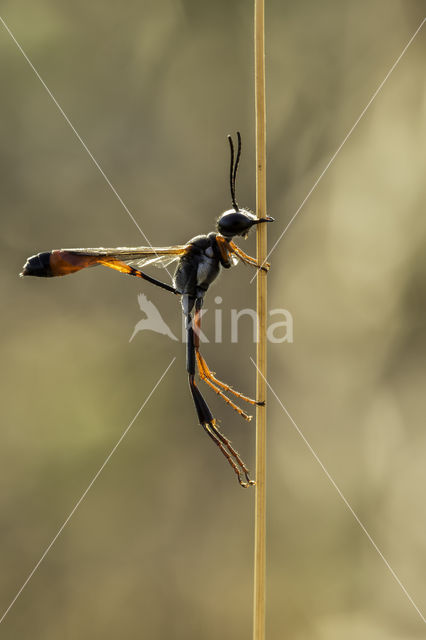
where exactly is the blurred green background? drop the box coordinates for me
[1,1,425,638]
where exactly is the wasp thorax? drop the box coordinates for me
[217,209,258,238]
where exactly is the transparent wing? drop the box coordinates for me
[63,245,189,269]
[127,253,183,269]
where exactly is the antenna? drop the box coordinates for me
[227,132,242,211]
[233,131,242,204]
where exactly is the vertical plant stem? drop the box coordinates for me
[253,0,267,639]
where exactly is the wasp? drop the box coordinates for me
[21,133,274,487]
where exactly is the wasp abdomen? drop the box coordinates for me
[20,250,99,278]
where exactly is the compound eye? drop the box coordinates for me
[217,209,257,237]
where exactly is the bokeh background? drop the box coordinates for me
[1,1,425,638]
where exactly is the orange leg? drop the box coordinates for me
[193,306,264,421]
[188,302,254,487]
[197,352,263,408]
[196,353,253,421]
[97,258,177,293]
[228,241,270,271]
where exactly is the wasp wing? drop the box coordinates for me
[126,253,184,269]
[66,245,188,269]
[64,245,188,260]
[21,245,189,278]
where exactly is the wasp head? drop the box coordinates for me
[219,132,274,239]
[217,209,273,239]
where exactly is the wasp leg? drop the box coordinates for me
[196,352,253,421]
[193,301,265,418]
[228,242,270,271]
[97,258,178,294]
[202,422,255,488]
[196,352,264,410]
[186,306,254,487]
